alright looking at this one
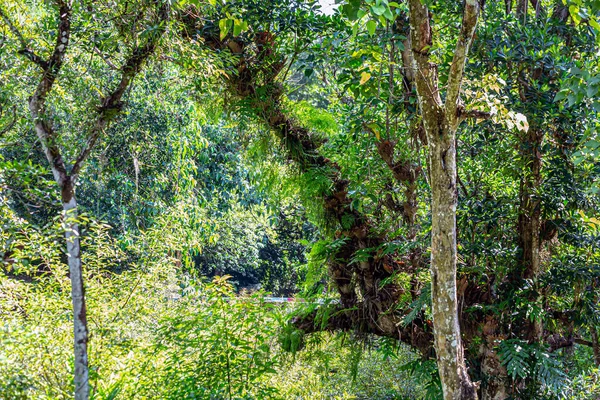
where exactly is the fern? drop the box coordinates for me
[347,341,363,383]
[499,339,531,380]
[531,345,568,396]
[401,286,431,327]
[377,337,400,361]
[349,246,376,265]
[498,340,568,396]
[399,358,441,399]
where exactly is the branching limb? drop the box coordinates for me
[0,6,49,70]
[71,3,170,176]
[546,333,595,352]
[445,0,480,129]
[457,106,492,123]
[24,1,71,188]
[93,47,118,70]
[293,303,434,357]
[0,104,17,136]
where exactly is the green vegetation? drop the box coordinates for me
[1,0,600,399]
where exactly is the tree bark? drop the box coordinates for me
[480,317,509,400]
[407,0,480,398]
[517,125,543,343]
[183,17,438,352]
[62,180,89,400]
[19,2,91,397]
[591,326,600,367]
[480,345,508,400]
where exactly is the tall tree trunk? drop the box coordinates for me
[480,318,509,400]
[407,0,480,398]
[62,179,89,400]
[517,127,544,343]
[591,326,600,367]
[480,345,508,400]
[429,121,477,400]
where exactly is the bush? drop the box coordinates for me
[147,276,281,399]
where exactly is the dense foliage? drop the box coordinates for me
[1,0,600,399]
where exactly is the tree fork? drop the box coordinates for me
[407,0,480,398]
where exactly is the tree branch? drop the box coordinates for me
[408,0,442,107]
[71,3,170,176]
[445,0,480,129]
[0,5,49,70]
[546,333,595,352]
[26,1,71,187]
[0,104,17,136]
[457,106,492,122]
[93,47,118,70]
[293,303,434,357]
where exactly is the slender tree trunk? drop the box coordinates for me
[3,3,169,399]
[505,0,512,14]
[408,0,480,398]
[62,179,89,400]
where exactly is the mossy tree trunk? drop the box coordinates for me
[407,0,480,398]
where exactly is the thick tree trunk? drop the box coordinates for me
[62,181,89,400]
[428,124,477,400]
[480,318,509,400]
[185,19,438,353]
[481,345,508,400]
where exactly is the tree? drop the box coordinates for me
[183,0,600,397]
[0,1,169,398]
[2,0,600,398]
[406,0,481,398]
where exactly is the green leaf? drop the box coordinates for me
[383,7,394,20]
[569,5,581,25]
[219,18,232,40]
[553,90,567,102]
[342,2,360,20]
[232,19,248,36]
[366,20,377,36]
[371,4,386,15]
